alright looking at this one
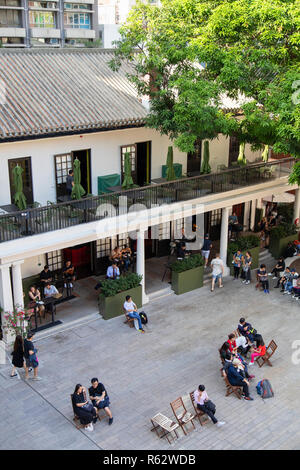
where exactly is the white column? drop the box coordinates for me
[12,261,24,310]
[0,263,15,345]
[294,189,300,224]
[250,199,257,231]
[220,207,230,276]
[136,228,149,305]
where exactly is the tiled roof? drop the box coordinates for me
[0,49,148,141]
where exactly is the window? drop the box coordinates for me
[64,11,91,29]
[46,250,63,272]
[8,157,34,205]
[172,219,184,239]
[96,238,111,259]
[0,37,24,45]
[228,136,240,166]
[54,153,73,199]
[28,1,57,8]
[29,11,56,28]
[117,233,130,250]
[0,0,21,6]
[120,145,137,184]
[64,3,91,10]
[0,9,22,27]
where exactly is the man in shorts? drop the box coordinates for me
[210,253,224,292]
[89,378,113,425]
[24,332,41,381]
[201,234,212,268]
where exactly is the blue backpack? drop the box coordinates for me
[256,379,274,399]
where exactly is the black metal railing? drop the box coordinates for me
[0,157,293,243]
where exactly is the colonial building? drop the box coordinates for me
[0,48,297,342]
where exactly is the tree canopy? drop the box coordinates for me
[110,0,300,169]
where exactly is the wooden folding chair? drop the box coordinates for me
[170,397,195,435]
[223,375,242,399]
[123,307,135,328]
[256,340,277,367]
[150,413,179,444]
[189,392,210,426]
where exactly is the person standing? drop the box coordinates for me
[89,378,113,425]
[201,234,212,268]
[66,169,74,199]
[232,249,242,280]
[10,335,25,377]
[210,253,224,292]
[193,385,225,427]
[242,251,252,285]
[24,332,41,381]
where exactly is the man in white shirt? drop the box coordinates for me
[194,385,225,427]
[123,295,145,333]
[210,253,224,292]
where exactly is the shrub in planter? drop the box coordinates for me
[99,273,142,297]
[269,223,297,258]
[98,273,143,320]
[171,253,204,295]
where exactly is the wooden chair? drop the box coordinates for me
[189,392,210,426]
[256,340,277,367]
[223,374,242,399]
[123,306,135,328]
[150,413,179,444]
[170,397,195,435]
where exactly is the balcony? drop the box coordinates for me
[0,158,293,244]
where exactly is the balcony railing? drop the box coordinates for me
[0,158,294,244]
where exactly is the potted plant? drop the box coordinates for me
[98,273,143,320]
[170,253,204,295]
[227,235,260,273]
[269,223,297,259]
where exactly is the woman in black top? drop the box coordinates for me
[10,335,25,377]
[72,384,97,429]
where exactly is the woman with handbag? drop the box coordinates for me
[193,385,225,427]
[72,384,98,432]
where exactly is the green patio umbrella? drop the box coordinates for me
[262,144,269,162]
[166,146,176,181]
[122,152,135,189]
[13,165,27,210]
[71,158,85,200]
[201,140,211,174]
[237,142,247,166]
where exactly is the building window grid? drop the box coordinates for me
[121,146,136,172]
[55,153,72,185]
[210,209,222,227]
[117,233,130,249]
[64,11,91,29]
[46,250,63,271]
[96,238,111,258]
[158,222,171,240]
[29,10,56,28]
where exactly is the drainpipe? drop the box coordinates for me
[58,0,65,47]
[23,0,30,47]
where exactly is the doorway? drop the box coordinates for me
[8,157,34,206]
[63,242,93,280]
[54,149,91,200]
[121,141,151,187]
[187,139,202,176]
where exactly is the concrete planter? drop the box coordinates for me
[98,285,142,320]
[171,266,204,295]
[227,245,260,275]
[269,234,297,260]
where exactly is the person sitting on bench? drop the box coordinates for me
[193,385,225,427]
[106,263,120,280]
[88,378,113,425]
[123,295,145,333]
[226,359,253,400]
[72,384,98,432]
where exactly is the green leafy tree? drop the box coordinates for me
[111,0,299,173]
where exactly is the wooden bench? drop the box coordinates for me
[223,375,242,399]
[150,413,179,444]
[189,391,210,426]
[256,340,277,367]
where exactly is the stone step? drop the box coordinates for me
[147,285,173,302]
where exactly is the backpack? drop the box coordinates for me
[256,379,274,399]
[139,311,148,325]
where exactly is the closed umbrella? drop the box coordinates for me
[166,146,176,181]
[13,165,27,210]
[237,142,247,166]
[201,140,211,174]
[71,158,85,200]
[122,152,134,189]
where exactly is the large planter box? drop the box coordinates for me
[269,234,297,260]
[171,266,204,295]
[98,285,142,320]
[227,245,260,275]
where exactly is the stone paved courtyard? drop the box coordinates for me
[1,275,300,451]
